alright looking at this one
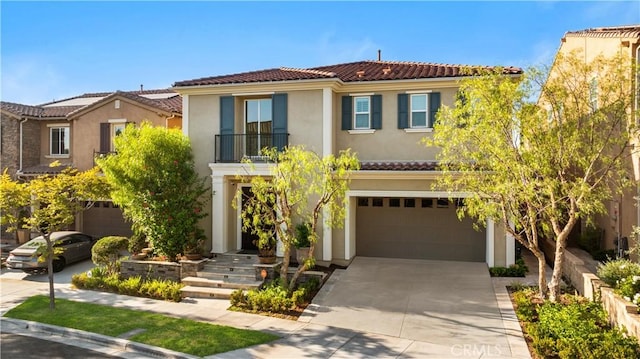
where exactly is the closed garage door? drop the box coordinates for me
[356,197,485,262]
[82,201,132,239]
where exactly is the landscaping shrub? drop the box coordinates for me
[72,270,183,302]
[91,236,129,275]
[596,258,640,287]
[230,278,320,314]
[616,275,640,307]
[489,258,528,277]
[512,289,640,358]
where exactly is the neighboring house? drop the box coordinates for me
[173,60,522,267]
[554,25,640,254]
[0,89,182,239]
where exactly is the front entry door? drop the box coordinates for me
[241,187,259,251]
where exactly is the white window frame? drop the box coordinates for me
[353,96,371,130]
[410,94,429,128]
[48,124,70,157]
[244,98,273,157]
[111,123,126,151]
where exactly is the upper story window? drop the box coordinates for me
[398,92,440,132]
[245,98,273,156]
[410,94,428,128]
[111,123,126,151]
[341,94,382,132]
[100,119,127,154]
[353,96,371,129]
[50,125,70,156]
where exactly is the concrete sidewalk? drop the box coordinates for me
[1,264,534,359]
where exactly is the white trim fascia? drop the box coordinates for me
[107,118,127,123]
[404,128,433,133]
[182,95,189,137]
[231,91,275,96]
[348,92,374,96]
[405,89,433,94]
[347,189,474,198]
[173,78,343,95]
[209,162,272,177]
[322,87,333,157]
[46,123,70,127]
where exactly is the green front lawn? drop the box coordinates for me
[4,295,278,357]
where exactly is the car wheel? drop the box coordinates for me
[52,258,66,273]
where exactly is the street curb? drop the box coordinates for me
[1,317,199,359]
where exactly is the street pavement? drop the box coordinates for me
[0,256,536,358]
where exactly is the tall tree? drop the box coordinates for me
[96,122,208,261]
[426,51,637,301]
[0,165,109,309]
[236,145,359,291]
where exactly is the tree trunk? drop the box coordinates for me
[548,236,567,302]
[280,244,291,284]
[531,246,548,299]
[46,240,56,310]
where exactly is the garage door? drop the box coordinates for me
[82,201,132,239]
[356,197,485,262]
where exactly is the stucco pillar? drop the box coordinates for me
[344,196,356,260]
[322,208,331,261]
[322,87,333,261]
[506,220,515,266]
[181,95,189,137]
[486,218,495,267]
[211,174,227,253]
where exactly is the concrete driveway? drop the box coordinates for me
[300,257,513,356]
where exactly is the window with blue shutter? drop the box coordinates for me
[272,93,287,151]
[428,92,441,128]
[397,94,409,129]
[342,96,352,130]
[371,94,382,129]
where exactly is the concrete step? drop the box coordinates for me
[201,263,256,275]
[196,271,257,281]
[210,253,258,263]
[182,276,262,290]
[180,286,236,299]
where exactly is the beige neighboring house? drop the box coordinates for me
[554,25,640,254]
[173,60,522,267]
[0,89,182,239]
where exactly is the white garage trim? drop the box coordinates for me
[344,190,493,265]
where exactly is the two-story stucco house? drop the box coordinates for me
[1,89,182,239]
[173,60,522,267]
[553,25,640,254]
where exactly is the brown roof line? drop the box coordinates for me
[174,60,523,87]
[1,101,45,118]
[66,91,181,118]
[565,24,640,38]
[39,88,177,107]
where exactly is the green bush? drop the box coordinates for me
[597,258,640,287]
[230,278,320,313]
[92,236,129,275]
[71,271,183,302]
[128,231,147,255]
[512,289,640,358]
[616,275,640,306]
[489,258,528,277]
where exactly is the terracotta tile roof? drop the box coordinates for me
[173,60,523,87]
[40,88,178,106]
[19,164,71,176]
[360,161,439,171]
[67,91,181,117]
[565,25,640,39]
[41,106,83,118]
[1,101,44,117]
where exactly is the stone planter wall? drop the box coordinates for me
[120,259,208,282]
[561,247,640,340]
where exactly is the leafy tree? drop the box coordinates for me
[426,51,637,301]
[0,165,110,309]
[236,145,359,291]
[96,122,208,262]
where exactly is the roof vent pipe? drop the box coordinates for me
[378,49,381,61]
[140,84,143,92]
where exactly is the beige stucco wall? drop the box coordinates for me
[71,99,170,171]
[334,88,458,161]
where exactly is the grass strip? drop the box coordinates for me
[4,295,278,356]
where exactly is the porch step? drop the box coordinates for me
[211,253,259,263]
[180,286,236,299]
[202,263,256,275]
[196,271,257,281]
[182,276,262,290]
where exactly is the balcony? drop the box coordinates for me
[214,133,289,163]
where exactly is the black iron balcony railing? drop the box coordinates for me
[214,133,289,163]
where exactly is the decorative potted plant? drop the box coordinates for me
[254,235,277,264]
[295,222,312,266]
[184,228,205,260]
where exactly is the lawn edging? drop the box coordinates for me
[560,246,640,339]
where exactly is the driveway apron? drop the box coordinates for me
[302,257,510,352]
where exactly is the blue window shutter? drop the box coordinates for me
[429,92,441,128]
[220,96,235,162]
[397,94,408,129]
[342,96,352,130]
[272,93,288,151]
[371,95,382,129]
